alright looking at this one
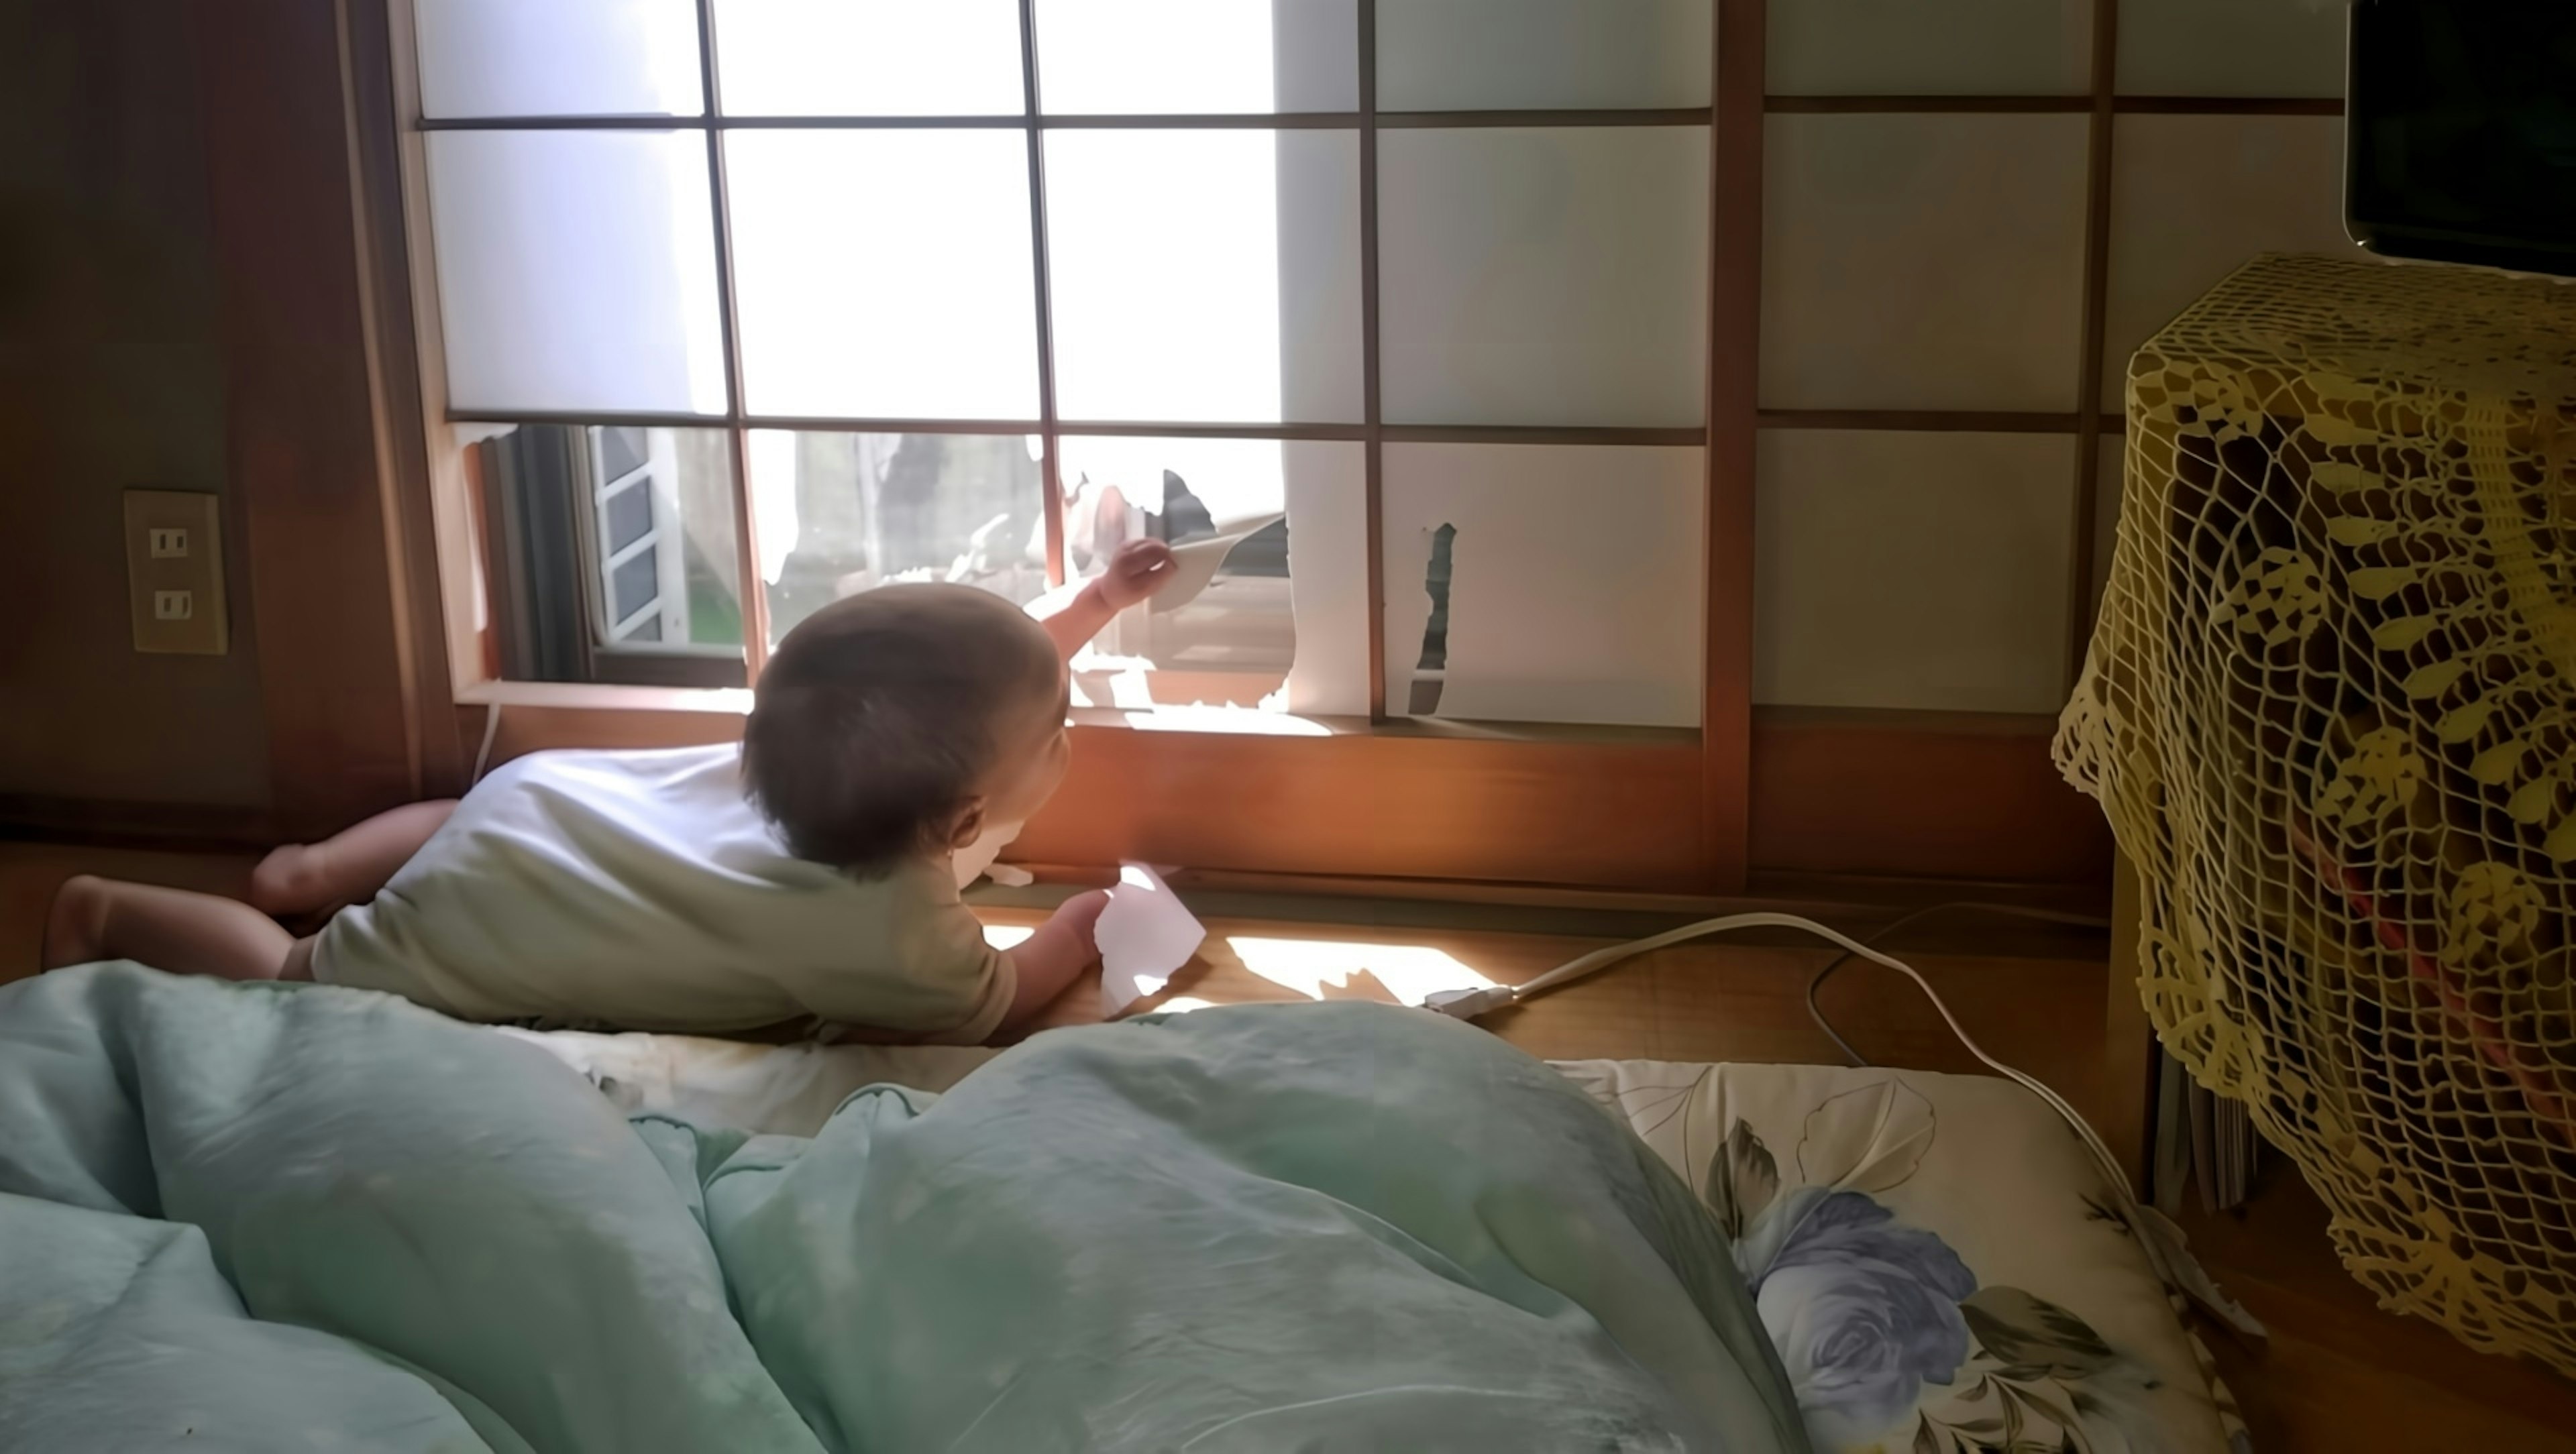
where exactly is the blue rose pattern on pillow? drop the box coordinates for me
[1737,1184,1980,1440]
[1706,1086,2164,1454]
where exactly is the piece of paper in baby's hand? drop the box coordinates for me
[1154,514,1285,614]
[1096,864,1205,1017]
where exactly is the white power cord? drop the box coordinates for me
[1428,910,2265,1338]
[1801,903,2111,1069]
[472,703,503,785]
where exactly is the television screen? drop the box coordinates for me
[2349,0,2576,276]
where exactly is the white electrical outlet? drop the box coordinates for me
[127,489,226,655]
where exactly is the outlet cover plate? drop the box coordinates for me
[125,490,227,655]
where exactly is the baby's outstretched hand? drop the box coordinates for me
[1094,539,1177,610]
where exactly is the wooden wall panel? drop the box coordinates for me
[1748,708,2111,885]
[0,2,274,809]
[1020,728,1711,891]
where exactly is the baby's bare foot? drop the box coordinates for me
[41,876,109,970]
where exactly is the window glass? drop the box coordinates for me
[416,0,704,119]
[749,431,1049,648]
[469,423,745,687]
[712,0,1025,116]
[1057,436,1298,700]
[1045,131,1363,424]
[1375,0,1711,110]
[427,131,727,415]
[1379,127,1709,427]
[1036,0,1359,113]
[728,131,1042,421]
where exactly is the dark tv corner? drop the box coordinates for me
[2345,0,2576,278]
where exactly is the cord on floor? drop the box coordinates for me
[1804,901,2113,1068]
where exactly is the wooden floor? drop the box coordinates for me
[5,840,2571,1451]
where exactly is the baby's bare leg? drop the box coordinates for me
[250,799,459,915]
[45,875,303,980]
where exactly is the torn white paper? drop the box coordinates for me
[1095,863,1205,1017]
[1155,512,1285,614]
[1379,443,1705,728]
[1020,505,1284,622]
[1281,441,1371,716]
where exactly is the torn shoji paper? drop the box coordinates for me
[1379,443,1705,728]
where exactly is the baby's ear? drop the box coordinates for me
[946,798,987,852]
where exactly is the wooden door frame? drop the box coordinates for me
[188,0,461,842]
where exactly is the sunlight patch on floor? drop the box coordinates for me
[1224,937,1497,1007]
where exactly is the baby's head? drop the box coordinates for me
[743,583,1069,877]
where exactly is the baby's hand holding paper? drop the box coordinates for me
[1095,864,1205,1017]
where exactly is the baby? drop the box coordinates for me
[42,541,1177,1043]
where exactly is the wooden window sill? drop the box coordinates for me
[457,680,754,716]
[454,677,1700,748]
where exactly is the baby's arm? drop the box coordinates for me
[1000,889,1112,1026]
[1036,539,1177,663]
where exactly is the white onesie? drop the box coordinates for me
[311,744,1020,1041]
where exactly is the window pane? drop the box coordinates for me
[1753,430,2074,714]
[2116,0,2349,99]
[751,431,1049,648]
[1379,127,1707,427]
[1770,0,2089,96]
[1381,443,1703,728]
[712,0,1024,116]
[604,472,656,552]
[427,131,727,415]
[727,131,1041,421]
[415,0,704,119]
[1036,0,1358,113]
[468,423,745,687]
[1759,114,2088,412]
[1046,130,1362,423]
[1375,0,1711,111]
[610,549,661,623]
[598,424,652,482]
[1056,437,1303,695]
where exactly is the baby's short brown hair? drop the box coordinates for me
[742,584,1059,875]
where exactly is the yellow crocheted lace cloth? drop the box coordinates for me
[2058,254,2576,1374]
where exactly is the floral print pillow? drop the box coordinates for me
[1555,1062,2249,1454]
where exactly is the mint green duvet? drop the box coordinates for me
[0,964,1807,1453]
